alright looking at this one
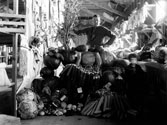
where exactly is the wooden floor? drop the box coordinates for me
[21,116,167,125]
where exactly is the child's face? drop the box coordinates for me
[130,58,137,64]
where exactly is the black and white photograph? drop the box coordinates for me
[0,0,167,125]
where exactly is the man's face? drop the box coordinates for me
[92,16,100,26]
[130,58,137,65]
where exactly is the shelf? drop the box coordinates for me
[0,21,26,26]
[0,13,26,19]
[0,55,12,57]
[0,27,25,33]
[0,13,26,34]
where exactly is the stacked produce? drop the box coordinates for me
[37,87,84,116]
[30,65,86,117]
[44,48,64,69]
[60,64,101,104]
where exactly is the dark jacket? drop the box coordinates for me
[74,26,116,47]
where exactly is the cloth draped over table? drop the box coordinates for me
[17,35,44,93]
[0,63,11,86]
[17,0,48,93]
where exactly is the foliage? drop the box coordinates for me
[56,0,83,47]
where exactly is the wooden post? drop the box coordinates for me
[5,46,9,65]
[12,34,18,117]
[13,0,19,14]
[12,0,19,117]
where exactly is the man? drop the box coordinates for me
[74,15,116,48]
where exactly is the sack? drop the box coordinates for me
[18,100,38,119]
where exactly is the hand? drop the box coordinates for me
[42,86,51,96]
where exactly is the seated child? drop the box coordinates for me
[125,53,146,111]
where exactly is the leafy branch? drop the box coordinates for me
[55,0,83,47]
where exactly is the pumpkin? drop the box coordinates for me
[44,55,61,69]
[60,50,77,66]
[40,67,54,79]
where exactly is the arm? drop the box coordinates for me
[76,52,82,66]
[102,27,116,47]
[105,34,116,46]
[74,27,93,35]
[95,52,102,67]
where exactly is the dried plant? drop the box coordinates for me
[55,0,83,48]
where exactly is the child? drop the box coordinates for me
[125,53,146,112]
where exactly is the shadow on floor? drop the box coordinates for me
[21,115,167,125]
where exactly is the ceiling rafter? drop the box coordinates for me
[112,0,146,28]
[84,0,128,19]
[81,8,112,24]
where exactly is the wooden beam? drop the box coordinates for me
[84,0,128,19]
[12,33,18,117]
[82,4,100,10]
[0,13,26,19]
[81,8,112,24]
[83,4,120,19]
[0,28,25,33]
[111,2,134,28]
[0,21,26,26]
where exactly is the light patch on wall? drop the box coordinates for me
[156,0,166,22]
